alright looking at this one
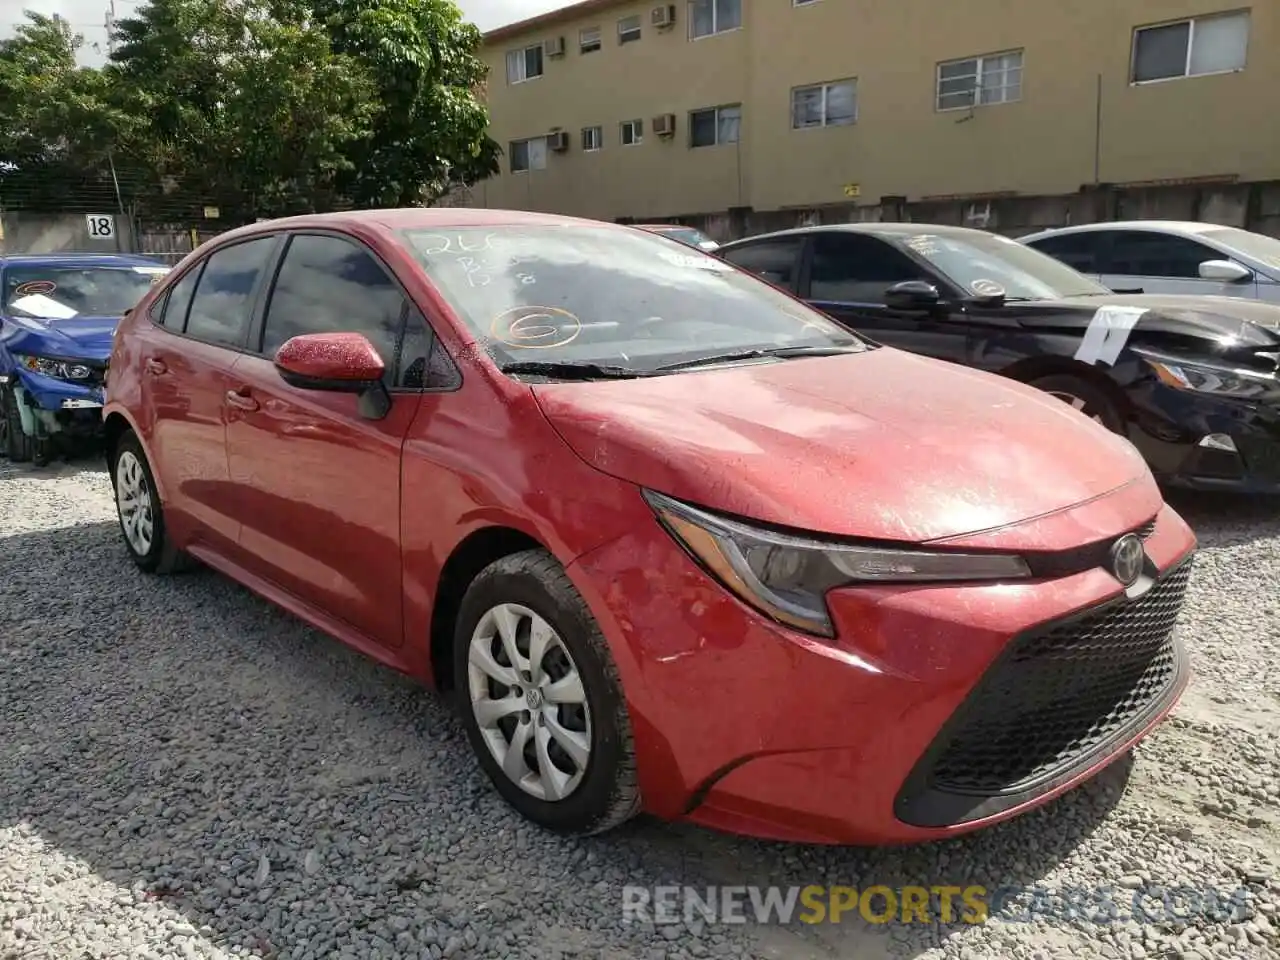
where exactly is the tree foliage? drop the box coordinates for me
[0,0,500,221]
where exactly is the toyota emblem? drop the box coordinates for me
[1109,534,1145,586]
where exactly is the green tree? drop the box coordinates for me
[307,0,500,206]
[107,0,380,220]
[0,12,135,211]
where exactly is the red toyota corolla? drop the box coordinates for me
[102,209,1196,845]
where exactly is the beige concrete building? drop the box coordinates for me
[471,0,1278,227]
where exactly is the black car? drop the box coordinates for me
[718,223,1280,493]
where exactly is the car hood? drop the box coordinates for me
[0,315,118,361]
[1034,293,1280,350]
[532,347,1150,543]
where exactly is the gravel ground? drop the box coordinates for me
[2,458,1279,960]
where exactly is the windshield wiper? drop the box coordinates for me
[499,360,652,380]
[656,343,866,372]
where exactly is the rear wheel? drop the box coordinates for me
[1029,373,1125,434]
[1,385,35,462]
[454,549,640,835]
[111,430,191,574]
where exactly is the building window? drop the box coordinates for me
[509,137,548,173]
[936,50,1023,110]
[620,119,643,146]
[791,79,856,128]
[1131,11,1249,83]
[689,104,740,147]
[690,0,741,38]
[580,26,601,53]
[618,15,641,43]
[505,44,544,84]
[582,126,603,151]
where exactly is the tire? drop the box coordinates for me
[453,548,641,835]
[110,430,192,574]
[1029,373,1126,435]
[2,385,35,463]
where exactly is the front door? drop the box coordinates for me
[1099,229,1257,299]
[223,232,431,648]
[803,231,971,364]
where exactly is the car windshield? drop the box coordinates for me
[397,224,863,372]
[2,264,168,319]
[1201,227,1280,272]
[900,231,1113,300]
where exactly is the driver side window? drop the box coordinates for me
[259,233,437,390]
[809,233,923,303]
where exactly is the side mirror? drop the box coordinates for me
[273,332,391,419]
[884,280,943,311]
[1199,259,1252,283]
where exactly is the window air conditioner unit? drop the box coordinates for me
[653,113,676,137]
[652,5,676,27]
[548,130,571,151]
[544,36,566,57]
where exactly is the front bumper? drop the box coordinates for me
[3,368,107,439]
[567,493,1196,846]
[1127,380,1280,493]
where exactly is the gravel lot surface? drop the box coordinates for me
[2,458,1279,960]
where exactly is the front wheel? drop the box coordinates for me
[1029,373,1125,435]
[1,385,35,462]
[453,549,640,835]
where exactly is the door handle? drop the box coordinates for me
[225,388,260,412]
[145,359,167,375]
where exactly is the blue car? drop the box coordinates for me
[0,253,170,464]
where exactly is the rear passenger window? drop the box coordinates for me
[185,239,274,346]
[721,239,805,291]
[156,265,202,329]
[260,234,424,388]
[1027,233,1104,273]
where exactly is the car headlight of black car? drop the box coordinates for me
[644,490,1031,637]
[14,354,94,381]
[1141,354,1277,400]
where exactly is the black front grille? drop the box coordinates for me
[1135,518,1157,540]
[896,557,1192,828]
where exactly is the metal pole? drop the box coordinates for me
[1093,73,1103,184]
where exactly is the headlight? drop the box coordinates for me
[1144,357,1276,399]
[14,354,93,381]
[644,491,1031,637]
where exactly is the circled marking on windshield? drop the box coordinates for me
[970,279,1005,297]
[13,280,56,297]
[491,305,583,350]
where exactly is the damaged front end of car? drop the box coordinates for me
[0,326,110,466]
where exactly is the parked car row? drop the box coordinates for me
[2,211,1269,848]
[714,223,1280,495]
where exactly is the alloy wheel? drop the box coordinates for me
[115,450,155,556]
[466,602,592,802]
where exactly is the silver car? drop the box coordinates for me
[1020,220,1280,303]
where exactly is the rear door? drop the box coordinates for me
[1098,230,1257,298]
[719,236,807,293]
[1024,231,1109,284]
[223,231,432,648]
[800,232,971,363]
[135,235,280,556]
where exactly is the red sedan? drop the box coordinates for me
[102,209,1196,845]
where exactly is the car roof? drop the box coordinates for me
[1020,221,1236,241]
[719,222,1000,247]
[206,208,627,245]
[0,252,169,269]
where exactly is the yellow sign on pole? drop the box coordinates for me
[843,183,861,198]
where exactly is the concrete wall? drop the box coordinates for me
[0,211,138,255]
